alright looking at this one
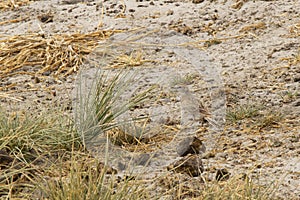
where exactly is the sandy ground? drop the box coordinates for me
[1,0,300,199]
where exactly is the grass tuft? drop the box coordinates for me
[226,104,260,123]
[75,70,156,149]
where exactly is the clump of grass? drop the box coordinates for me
[155,172,278,200]
[0,102,149,199]
[226,104,260,123]
[75,70,156,149]
[39,152,147,200]
[171,73,199,86]
[199,175,278,200]
[0,107,81,198]
[0,108,79,158]
[226,104,284,129]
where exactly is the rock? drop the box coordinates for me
[167,154,204,177]
[293,75,300,82]
[37,13,54,23]
[60,0,82,5]
[292,99,300,107]
[192,0,204,4]
[215,168,230,181]
[176,136,206,157]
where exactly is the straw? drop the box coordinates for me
[0,30,120,86]
[0,0,31,11]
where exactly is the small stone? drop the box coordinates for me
[34,76,40,83]
[290,136,299,143]
[166,9,174,16]
[192,0,204,4]
[61,0,82,4]
[137,4,148,7]
[294,75,300,82]
[216,168,230,181]
[271,139,283,147]
[176,136,206,157]
[38,13,54,23]
[167,154,204,177]
[292,99,300,107]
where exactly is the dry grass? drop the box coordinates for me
[105,50,152,69]
[0,30,120,92]
[0,0,32,11]
[199,175,278,200]
[37,151,147,200]
[0,107,80,198]
[289,21,300,37]
[0,106,280,199]
[0,16,29,26]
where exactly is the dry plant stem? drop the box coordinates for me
[0,0,30,11]
[0,30,119,82]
